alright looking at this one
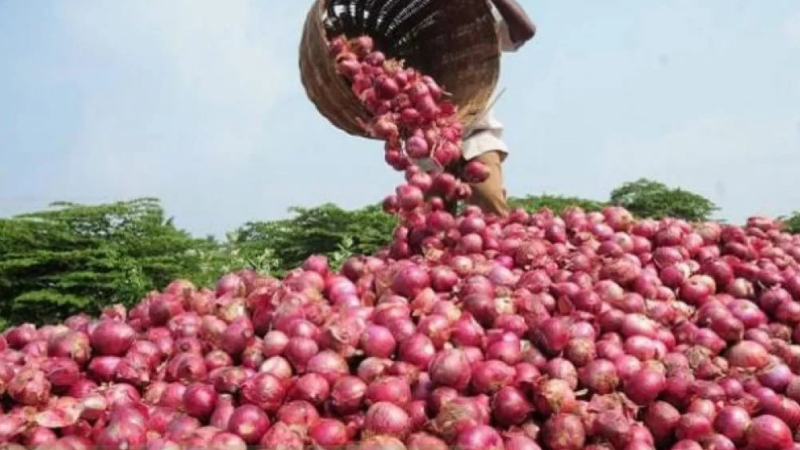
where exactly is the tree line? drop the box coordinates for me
[0,178,794,328]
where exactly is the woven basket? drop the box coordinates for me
[299,0,501,138]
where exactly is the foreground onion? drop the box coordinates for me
[364,401,411,439]
[543,413,586,450]
[745,414,793,450]
[228,405,270,444]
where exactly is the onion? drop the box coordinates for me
[491,386,532,426]
[228,405,270,444]
[472,360,516,394]
[745,414,793,450]
[259,421,305,450]
[94,421,146,449]
[430,396,483,441]
[47,330,92,365]
[182,383,217,420]
[643,401,681,444]
[241,373,286,413]
[454,425,504,450]
[675,413,713,441]
[8,368,50,406]
[579,359,620,394]
[534,317,571,355]
[288,373,330,406]
[330,376,368,415]
[533,378,576,416]
[428,348,472,390]
[364,401,411,439]
[361,324,397,358]
[399,334,436,368]
[309,418,349,449]
[624,368,666,405]
[89,320,135,356]
[542,413,586,450]
[263,330,289,357]
[407,433,449,450]
[714,405,751,445]
[727,340,770,369]
[210,394,236,430]
[367,375,412,405]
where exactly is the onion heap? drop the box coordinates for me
[2,35,800,450]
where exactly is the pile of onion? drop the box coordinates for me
[3,33,800,450]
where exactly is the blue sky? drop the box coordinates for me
[1,1,799,237]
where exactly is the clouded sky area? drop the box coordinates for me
[1,1,799,236]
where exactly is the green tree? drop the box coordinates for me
[0,198,222,325]
[609,178,718,221]
[780,212,800,234]
[231,203,397,276]
[508,194,606,214]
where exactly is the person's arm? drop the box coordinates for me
[489,0,536,47]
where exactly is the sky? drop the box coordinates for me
[1,1,799,237]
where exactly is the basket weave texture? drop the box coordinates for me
[299,0,501,138]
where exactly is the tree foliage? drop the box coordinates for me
[508,194,606,214]
[0,198,220,325]
[230,203,397,277]
[609,178,719,222]
[780,212,800,234]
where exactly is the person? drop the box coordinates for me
[460,0,536,217]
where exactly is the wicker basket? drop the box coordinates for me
[299,0,501,138]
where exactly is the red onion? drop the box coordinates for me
[367,375,412,405]
[241,372,286,412]
[714,405,751,444]
[643,401,681,444]
[472,360,516,394]
[95,421,146,449]
[492,386,533,426]
[579,359,620,394]
[363,401,411,439]
[361,324,397,358]
[624,368,666,405]
[288,372,330,406]
[284,336,319,371]
[89,320,135,356]
[675,412,713,441]
[407,433,449,450]
[542,413,586,450]
[727,340,770,369]
[534,317,571,355]
[745,414,793,450]
[308,418,349,449]
[399,333,436,368]
[259,421,304,450]
[330,376,368,415]
[8,368,50,406]
[228,405,270,444]
[263,330,289,357]
[533,378,576,416]
[210,394,235,430]
[182,383,217,420]
[428,348,472,390]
